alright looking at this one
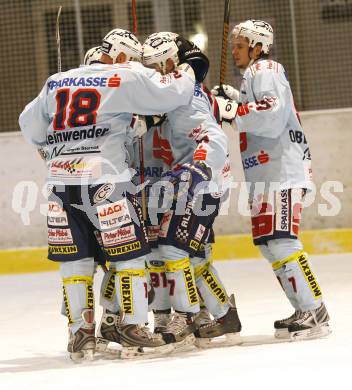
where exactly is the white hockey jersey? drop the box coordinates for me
[235,59,313,194]
[166,82,230,191]
[130,122,166,187]
[19,62,194,184]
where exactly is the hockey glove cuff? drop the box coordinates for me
[211,84,240,102]
[162,162,211,202]
[215,96,238,124]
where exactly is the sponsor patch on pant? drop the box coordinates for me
[120,275,133,314]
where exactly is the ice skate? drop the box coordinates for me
[195,306,212,327]
[274,310,303,339]
[288,303,331,340]
[153,309,171,333]
[162,311,197,351]
[119,323,174,359]
[95,310,121,357]
[67,309,96,362]
[194,294,242,348]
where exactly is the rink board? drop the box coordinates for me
[0,228,351,275]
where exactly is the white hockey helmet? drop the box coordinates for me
[142,32,180,74]
[232,20,273,54]
[83,46,103,65]
[101,28,142,62]
[143,31,209,82]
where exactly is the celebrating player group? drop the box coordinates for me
[19,19,331,362]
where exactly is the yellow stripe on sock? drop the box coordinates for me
[164,257,190,272]
[272,250,304,271]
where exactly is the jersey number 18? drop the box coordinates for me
[53,88,101,130]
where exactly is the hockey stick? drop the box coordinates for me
[56,5,62,73]
[132,0,147,221]
[219,0,231,86]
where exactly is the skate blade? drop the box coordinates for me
[195,332,242,349]
[70,349,95,363]
[95,338,109,352]
[95,339,121,359]
[274,328,291,340]
[290,323,332,341]
[120,343,175,359]
[172,334,196,353]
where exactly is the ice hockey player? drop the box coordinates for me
[19,28,197,361]
[212,19,330,340]
[82,43,166,357]
[83,46,103,65]
[142,32,242,347]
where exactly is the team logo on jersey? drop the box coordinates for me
[152,129,174,166]
[93,183,115,204]
[48,76,121,90]
[194,224,206,241]
[48,228,74,245]
[134,166,163,178]
[47,125,110,145]
[102,226,136,247]
[193,145,207,161]
[97,198,132,230]
[147,225,160,242]
[175,201,194,243]
[189,240,200,251]
[108,74,121,88]
[242,150,269,170]
[48,245,78,254]
[105,241,141,256]
[47,201,68,226]
[159,210,173,238]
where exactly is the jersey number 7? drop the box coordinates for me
[53,88,101,130]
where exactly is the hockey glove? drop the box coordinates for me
[176,36,209,83]
[211,84,240,102]
[215,96,238,124]
[162,162,211,202]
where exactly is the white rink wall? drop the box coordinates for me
[0,108,351,249]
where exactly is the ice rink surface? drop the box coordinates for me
[1,253,351,390]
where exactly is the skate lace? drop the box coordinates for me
[293,310,315,325]
[136,325,157,340]
[154,313,170,328]
[166,313,188,334]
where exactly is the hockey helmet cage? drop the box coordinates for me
[101,28,142,62]
[83,46,103,65]
[232,20,273,54]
